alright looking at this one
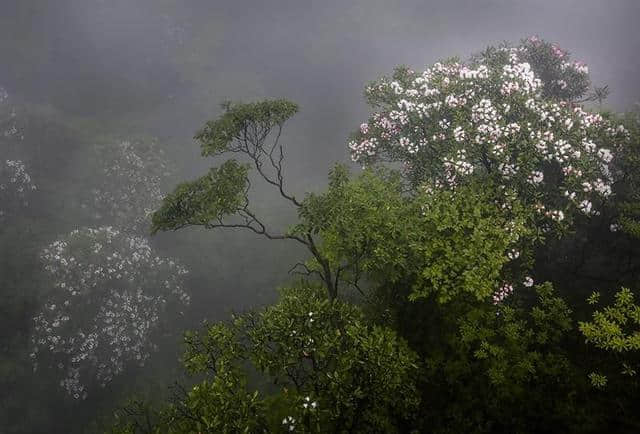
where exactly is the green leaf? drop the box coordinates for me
[151,159,249,233]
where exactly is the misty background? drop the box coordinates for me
[1,0,639,432]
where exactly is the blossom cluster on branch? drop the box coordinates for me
[349,38,629,227]
[31,226,190,399]
[348,38,633,305]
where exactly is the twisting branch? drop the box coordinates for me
[204,211,308,246]
[157,100,346,300]
[268,124,284,168]
[239,122,302,207]
[288,262,323,280]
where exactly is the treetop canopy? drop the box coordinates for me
[196,99,299,157]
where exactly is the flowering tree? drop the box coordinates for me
[0,86,23,141]
[113,36,640,432]
[88,138,170,232]
[339,38,640,431]
[29,130,192,399]
[30,226,190,399]
[0,159,37,218]
[348,37,629,228]
[0,86,36,219]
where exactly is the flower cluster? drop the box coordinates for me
[31,226,190,398]
[89,140,170,232]
[492,282,515,304]
[491,276,536,304]
[282,416,296,431]
[349,38,629,224]
[0,159,37,217]
[0,86,22,140]
[302,395,318,410]
[521,36,592,100]
[1,88,35,217]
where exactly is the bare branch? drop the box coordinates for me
[288,262,323,280]
[234,122,302,208]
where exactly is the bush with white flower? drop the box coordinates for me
[349,37,630,227]
[0,86,22,141]
[0,159,37,218]
[0,87,35,219]
[31,226,190,399]
[89,139,170,232]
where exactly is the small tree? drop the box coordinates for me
[348,37,629,230]
[153,100,351,299]
[113,286,420,433]
[31,226,190,399]
[29,130,193,399]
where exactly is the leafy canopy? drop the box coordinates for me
[152,159,249,233]
[113,286,420,433]
[196,99,299,157]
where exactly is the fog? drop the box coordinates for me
[1,0,639,432]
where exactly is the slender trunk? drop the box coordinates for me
[305,233,337,300]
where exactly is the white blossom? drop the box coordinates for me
[31,226,190,398]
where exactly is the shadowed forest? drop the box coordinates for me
[1,1,640,433]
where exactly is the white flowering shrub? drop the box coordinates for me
[31,226,190,399]
[0,86,22,140]
[349,37,630,225]
[89,139,170,232]
[0,159,36,217]
[0,86,35,218]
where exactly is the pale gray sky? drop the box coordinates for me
[2,1,638,156]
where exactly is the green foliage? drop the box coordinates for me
[588,372,608,390]
[196,99,299,157]
[401,282,600,433]
[408,183,529,303]
[580,287,640,353]
[153,98,301,238]
[580,287,640,390]
[619,201,640,238]
[127,39,640,434]
[294,167,530,303]
[151,159,249,233]
[248,286,420,433]
[613,111,640,238]
[292,165,414,288]
[114,286,420,433]
[164,371,265,433]
[459,283,573,389]
[587,291,600,305]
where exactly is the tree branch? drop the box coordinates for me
[238,123,302,207]
[288,262,323,280]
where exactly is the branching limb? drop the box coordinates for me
[241,125,302,207]
[305,233,338,299]
[288,262,323,280]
